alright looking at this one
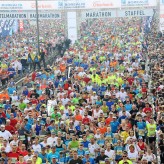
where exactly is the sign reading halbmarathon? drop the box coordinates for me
[0,12,61,20]
[83,10,116,18]
[82,8,154,19]
[29,13,61,19]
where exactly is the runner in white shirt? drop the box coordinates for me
[118,88,128,102]
[91,92,98,105]
[0,125,12,140]
[93,107,103,119]
[32,137,42,153]
[94,130,101,139]
[127,145,139,164]
[105,144,115,164]
[142,148,156,163]
[24,149,33,162]
[61,95,70,106]
[47,132,57,146]
[88,138,100,157]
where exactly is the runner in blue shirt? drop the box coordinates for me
[110,116,120,133]
[82,151,95,164]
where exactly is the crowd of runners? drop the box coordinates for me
[0,15,163,164]
[0,20,65,86]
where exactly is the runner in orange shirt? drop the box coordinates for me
[97,121,107,134]
[0,89,10,100]
[74,110,82,121]
[60,62,66,73]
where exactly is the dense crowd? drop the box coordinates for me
[0,20,66,86]
[0,16,163,164]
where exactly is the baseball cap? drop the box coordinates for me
[52,155,57,159]
[51,145,56,148]
[138,136,143,140]
[41,104,46,107]
[34,151,39,154]
[100,148,105,152]
[85,151,90,155]
[41,147,46,150]
[51,131,56,135]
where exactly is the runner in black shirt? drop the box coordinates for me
[69,151,83,164]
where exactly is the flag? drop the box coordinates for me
[9,28,13,36]
[13,20,19,33]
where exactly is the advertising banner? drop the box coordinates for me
[0,0,121,10]
[86,0,121,9]
[67,12,77,44]
[0,12,61,20]
[57,0,86,9]
[121,0,157,7]
[0,0,156,10]
[0,1,56,10]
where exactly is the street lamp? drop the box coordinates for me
[35,0,40,55]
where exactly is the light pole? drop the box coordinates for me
[35,0,40,55]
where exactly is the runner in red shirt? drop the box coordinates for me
[8,144,20,160]
[143,103,152,114]
[127,75,134,85]
[83,75,91,84]
[82,113,90,125]
[18,144,28,156]
[10,113,18,127]
[5,119,16,134]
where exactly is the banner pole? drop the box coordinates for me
[35,0,40,55]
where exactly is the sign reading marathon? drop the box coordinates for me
[83,10,116,18]
[0,12,61,20]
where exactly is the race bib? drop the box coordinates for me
[138,129,145,136]
[130,158,136,162]
[11,158,17,163]
[42,114,47,118]
[39,135,45,141]
[19,135,25,141]
[117,150,122,155]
